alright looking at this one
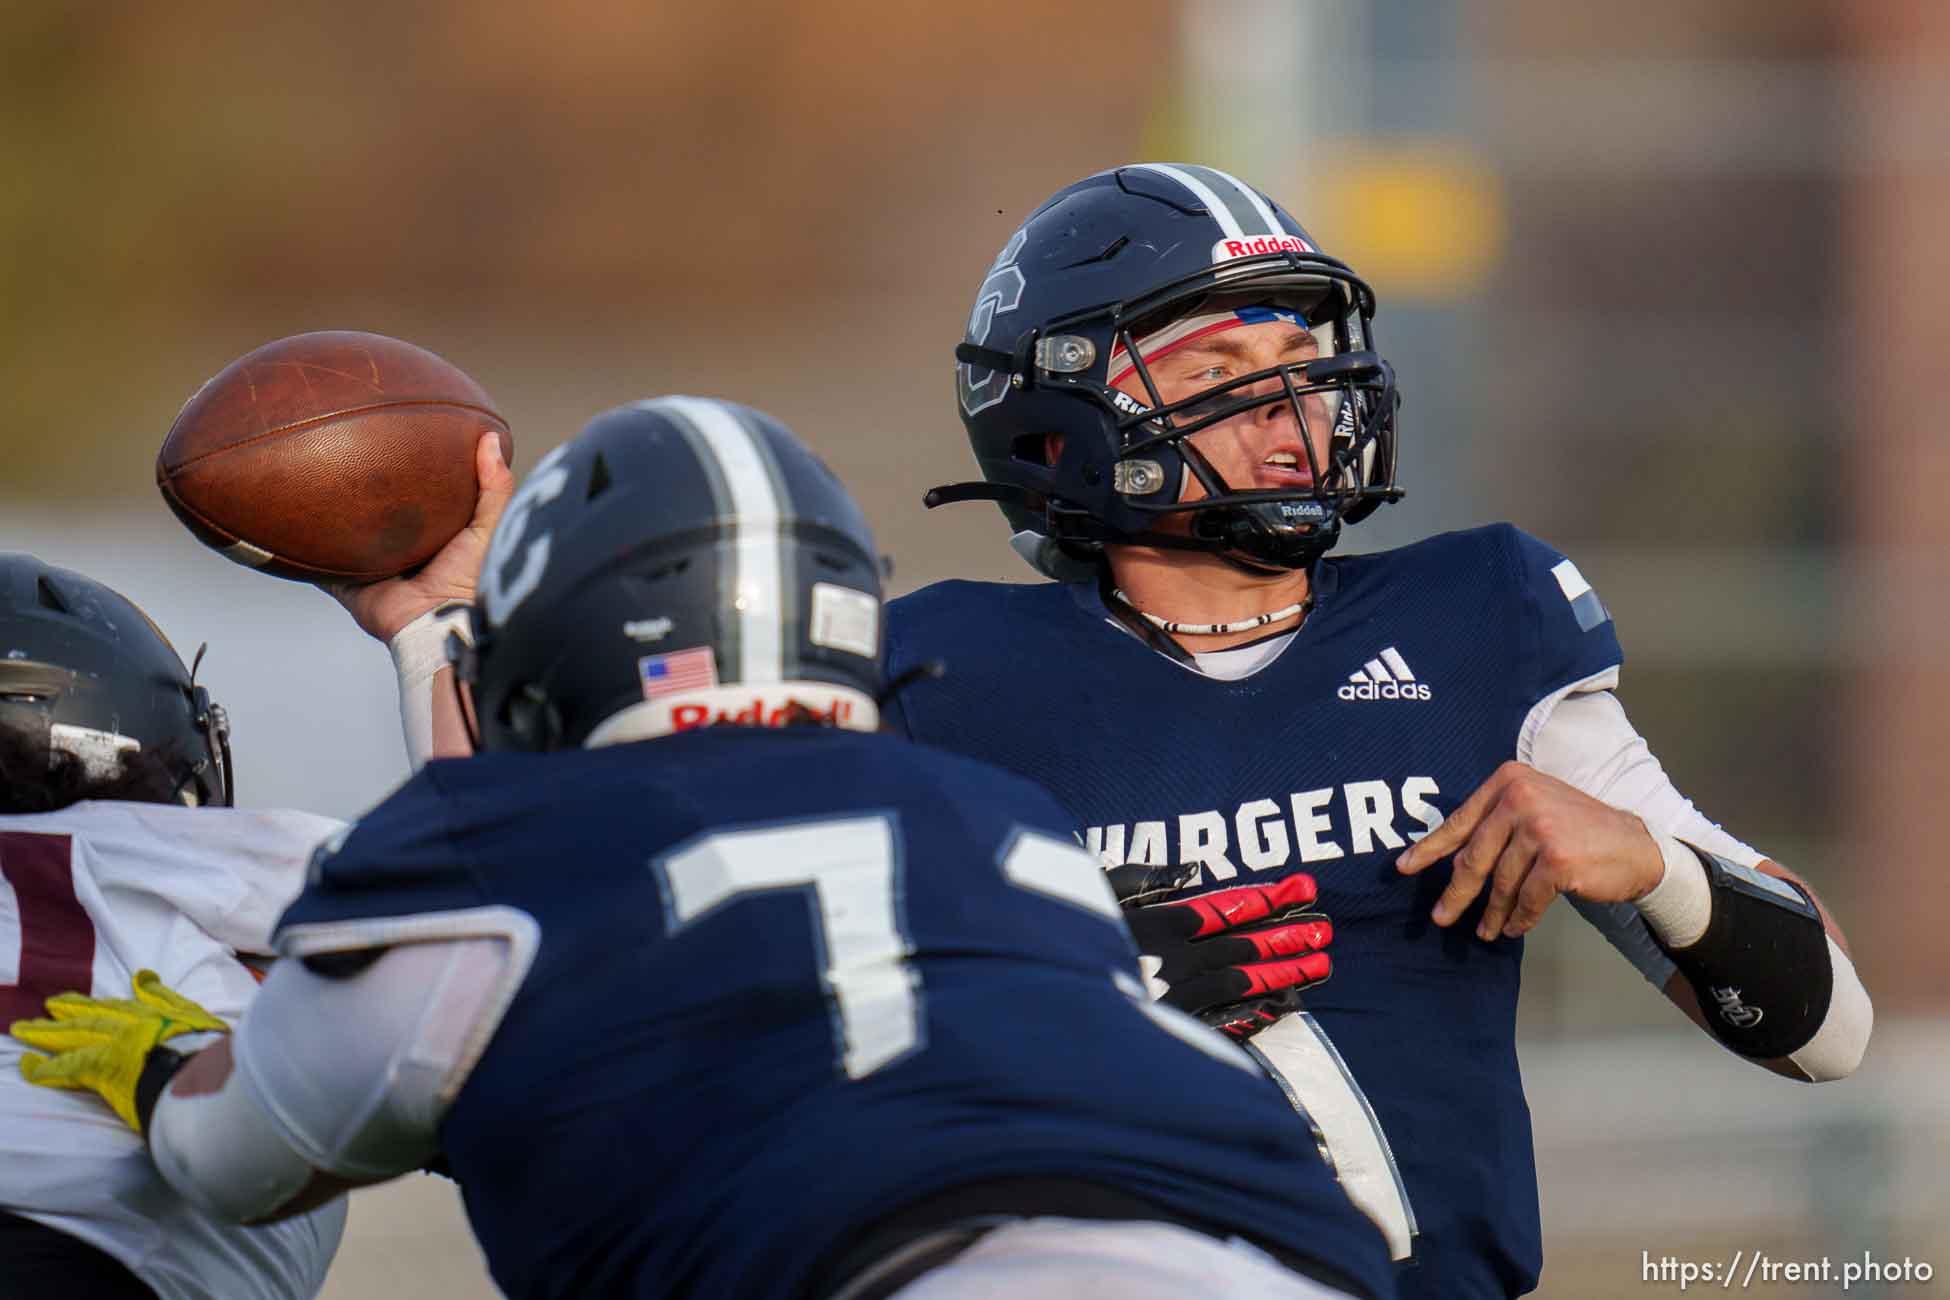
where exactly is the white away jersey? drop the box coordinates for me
[0,801,348,1300]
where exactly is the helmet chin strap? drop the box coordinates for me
[1196,503,1341,573]
[1175,440,1336,575]
[1024,431,1341,576]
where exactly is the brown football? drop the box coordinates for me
[157,331,514,582]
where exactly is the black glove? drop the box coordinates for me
[1109,864,1333,1043]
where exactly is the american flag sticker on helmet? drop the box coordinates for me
[637,645,719,700]
[1550,559,1612,632]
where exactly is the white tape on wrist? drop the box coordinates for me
[1634,832,1713,949]
[389,604,473,771]
[1789,937,1873,1081]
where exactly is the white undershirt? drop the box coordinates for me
[1190,630,1301,681]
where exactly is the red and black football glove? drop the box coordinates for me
[1108,863,1332,1044]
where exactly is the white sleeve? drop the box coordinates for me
[1519,673,1769,988]
[1521,677,1870,1079]
[388,604,474,771]
[150,909,538,1222]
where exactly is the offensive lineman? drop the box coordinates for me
[889,163,1873,1298]
[0,435,511,1298]
[15,399,1396,1300]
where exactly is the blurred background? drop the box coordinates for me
[5,1,1945,1294]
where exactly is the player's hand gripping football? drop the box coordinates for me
[322,432,516,643]
[9,971,227,1133]
[1108,865,1333,1043]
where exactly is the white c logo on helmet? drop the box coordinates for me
[481,443,574,627]
[957,227,1028,418]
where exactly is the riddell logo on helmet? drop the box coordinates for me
[669,696,858,730]
[1212,234,1312,261]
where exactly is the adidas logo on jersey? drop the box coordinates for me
[1337,647,1432,702]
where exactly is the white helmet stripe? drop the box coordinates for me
[1126,163,1247,240]
[643,396,787,686]
[1179,164,1284,236]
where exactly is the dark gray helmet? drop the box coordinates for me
[0,554,232,806]
[463,397,884,752]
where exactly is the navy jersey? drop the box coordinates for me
[883,524,1623,1300]
[277,727,1395,1300]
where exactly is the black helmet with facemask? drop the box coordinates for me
[932,163,1402,578]
[0,554,232,808]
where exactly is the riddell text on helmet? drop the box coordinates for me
[1212,234,1312,261]
[669,696,859,730]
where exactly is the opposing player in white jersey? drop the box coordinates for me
[0,552,349,1299]
[0,434,512,1299]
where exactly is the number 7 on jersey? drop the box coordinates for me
[655,817,921,1080]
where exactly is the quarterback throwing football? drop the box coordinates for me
[889,163,1873,1298]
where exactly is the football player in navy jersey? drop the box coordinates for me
[894,163,1873,1298]
[15,398,1397,1300]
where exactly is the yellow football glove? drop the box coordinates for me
[9,970,228,1132]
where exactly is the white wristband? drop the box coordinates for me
[388,604,473,771]
[1788,937,1874,1081]
[1634,831,1713,949]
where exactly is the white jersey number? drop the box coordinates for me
[655,816,921,1079]
[652,818,1130,1081]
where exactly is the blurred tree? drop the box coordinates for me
[0,0,1170,495]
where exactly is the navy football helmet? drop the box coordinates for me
[462,397,885,752]
[0,554,232,806]
[931,163,1402,577]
